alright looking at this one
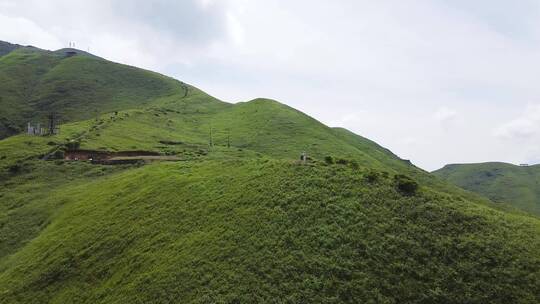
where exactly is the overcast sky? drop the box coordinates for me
[1,0,539,170]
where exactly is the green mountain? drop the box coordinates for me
[0,42,539,303]
[433,162,540,216]
[0,41,185,139]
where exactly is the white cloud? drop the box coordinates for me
[0,14,62,49]
[331,113,363,127]
[494,104,540,139]
[434,107,458,124]
[226,11,245,46]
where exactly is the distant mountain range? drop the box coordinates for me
[0,40,538,303]
[434,162,540,215]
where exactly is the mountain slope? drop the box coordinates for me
[434,162,540,216]
[61,96,495,209]
[0,44,187,139]
[1,159,539,303]
[0,41,23,57]
[0,41,539,303]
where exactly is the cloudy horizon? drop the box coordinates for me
[1,0,539,170]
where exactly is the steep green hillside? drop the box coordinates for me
[72,97,403,168]
[434,162,540,216]
[0,43,187,139]
[55,94,493,209]
[0,41,539,303]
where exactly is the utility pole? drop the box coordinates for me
[227,132,230,148]
[209,125,214,148]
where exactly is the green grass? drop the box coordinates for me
[433,162,540,216]
[1,159,538,303]
[58,95,498,211]
[0,41,539,303]
[0,160,130,259]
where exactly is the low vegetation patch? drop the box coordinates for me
[159,140,184,145]
[394,174,419,196]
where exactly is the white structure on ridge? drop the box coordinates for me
[27,122,45,136]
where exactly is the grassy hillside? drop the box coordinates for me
[1,157,539,303]
[434,162,540,216]
[0,44,187,139]
[0,41,539,303]
[55,94,495,210]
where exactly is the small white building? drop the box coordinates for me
[27,122,45,136]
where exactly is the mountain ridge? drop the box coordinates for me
[0,40,25,57]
